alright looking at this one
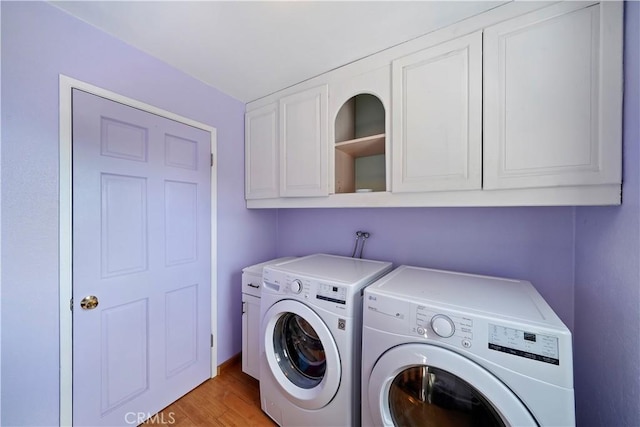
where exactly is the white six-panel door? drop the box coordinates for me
[72,89,212,426]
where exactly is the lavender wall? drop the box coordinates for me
[277,207,576,328]
[0,2,276,425]
[574,2,640,425]
[1,1,637,426]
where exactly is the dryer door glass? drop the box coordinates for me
[389,366,505,427]
[273,313,326,388]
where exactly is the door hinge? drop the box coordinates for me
[210,153,214,167]
[70,298,73,311]
[211,334,214,348]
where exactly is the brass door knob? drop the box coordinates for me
[80,295,99,310]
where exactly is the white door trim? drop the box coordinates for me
[58,74,218,426]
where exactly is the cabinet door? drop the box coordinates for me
[483,2,623,190]
[392,31,482,193]
[245,103,279,199]
[242,293,261,380]
[279,85,329,197]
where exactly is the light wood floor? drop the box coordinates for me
[145,358,276,426]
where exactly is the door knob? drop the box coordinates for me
[80,295,99,310]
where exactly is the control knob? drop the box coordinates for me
[431,314,455,338]
[290,279,303,294]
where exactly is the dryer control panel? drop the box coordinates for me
[363,264,574,389]
[365,291,568,374]
[364,294,473,346]
[413,305,475,349]
[488,324,560,365]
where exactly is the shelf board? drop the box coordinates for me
[247,184,622,209]
[335,133,385,157]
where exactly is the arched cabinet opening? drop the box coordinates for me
[334,94,386,194]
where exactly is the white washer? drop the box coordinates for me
[362,265,575,426]
[260,253,393,426]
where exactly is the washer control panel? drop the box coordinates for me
[316,283,347,305]
[263,268,349,310]
[290,279,303,294]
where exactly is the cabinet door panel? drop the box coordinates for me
[279,85,329,197]
[392,31,482,193]
[245,103,279,199]
[242,293,260,380]
[483,2,623,189]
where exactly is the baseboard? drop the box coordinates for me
[217,352,241,376]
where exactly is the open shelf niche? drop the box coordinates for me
[334,94,386,194]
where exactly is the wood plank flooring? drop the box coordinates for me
[144,358,276,426]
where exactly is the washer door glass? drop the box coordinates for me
[274,313,326,388]
[389,365,505,426]
[262,299,341,410]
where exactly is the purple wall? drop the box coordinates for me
[574,2,640,425]
[277,207,575,329]
[1,1,638,426]
[0,2,275,425]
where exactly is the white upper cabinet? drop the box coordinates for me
[245,1,623,208]
[245,103,279,199]
[392,31,482,193]
[330,66,390,195]
[483,2,623,190]
[279,84,329,197]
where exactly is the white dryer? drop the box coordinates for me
[362,265,575,427]
[260,253,392,427]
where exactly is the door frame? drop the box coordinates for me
[58,75,218,426]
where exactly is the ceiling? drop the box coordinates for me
[50,1,506,103]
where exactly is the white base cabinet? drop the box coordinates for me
[241,268,263,380]
[241,257,296,380]
[241,292,260,380]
